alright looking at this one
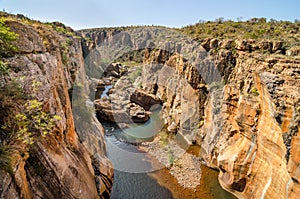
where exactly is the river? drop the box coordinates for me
[102,111,235,199]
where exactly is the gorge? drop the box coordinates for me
[0,12,299,199]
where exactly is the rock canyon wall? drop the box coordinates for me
[0,14,113,199]
[0,13,299,199]
[81,27,300,198]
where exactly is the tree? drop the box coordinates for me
[215,17,225,24]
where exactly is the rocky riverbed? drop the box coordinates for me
[140,134,202,189]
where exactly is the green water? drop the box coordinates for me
[113,105,164,143]
[103,106,235,199]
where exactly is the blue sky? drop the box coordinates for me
[1,0,299,30]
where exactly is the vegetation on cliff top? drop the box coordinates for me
[0,17,18,57]
[179,17,300,49]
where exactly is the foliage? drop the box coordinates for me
[0,80,61,173]
[251,87,259,96]
[0,144,20,174]
[60,41,69,65]
[0,18,18,57]
[118,61,140,67]
[47,22,75,37]
[180,17,300,49]
[18,100,59,144]
[138,82,142,88]
[2,99,61,145]
[128,66,142,83]
[0,60,9,76]
[115,49,146,64]
[168,152,175,166]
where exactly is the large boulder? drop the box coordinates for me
[130,89,161,110]
[94,98,149,124]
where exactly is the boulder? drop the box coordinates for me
[104,63,121,77]
[220,39,234,50]
[272,41,283,52]
[201,38,211,51]
[130,89,161,110]
[209,38,219,49]
[286,46,300,56]
[94,98,149,123]
[128,103,150,123]
[235,39,252,52]
[258,40,273,52]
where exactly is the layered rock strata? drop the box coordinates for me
[0,15,113,199]
[81,27,300,198]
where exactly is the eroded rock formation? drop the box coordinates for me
[1,13,299,199]
[94,75,152,124]
[0,15,113,198]
[81,26,300,198]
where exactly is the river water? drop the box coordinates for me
[107,135,235,199]
[103,110,235,199]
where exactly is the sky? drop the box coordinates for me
[1,0,299,30]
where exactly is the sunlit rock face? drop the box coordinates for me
[214,75,290,198]
[200,52,300,198]
[80,26,299,198]
[0,16,113,199]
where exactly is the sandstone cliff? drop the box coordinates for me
[0,14,113,198]
[1,13,299,199]
[80,26,299,198]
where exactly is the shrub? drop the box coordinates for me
[0,77,61,173]
[13,99,61,145]
[0,60,9,76]
[60,42,69,65]
[0,18,18,57]
[0,144,20,174]
[179,17,300,50]
[128,66,142,82]
[251,87,259,96]
[1,80,61,145]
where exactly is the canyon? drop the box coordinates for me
[0,13,299,199]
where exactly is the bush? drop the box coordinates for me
[12,99,61,145]
[180,17,300,49]
[0,18,18,57]
[0,60,9,76]
[1,80,61,146]
[251,87,259,96]
[0,144,20,174]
